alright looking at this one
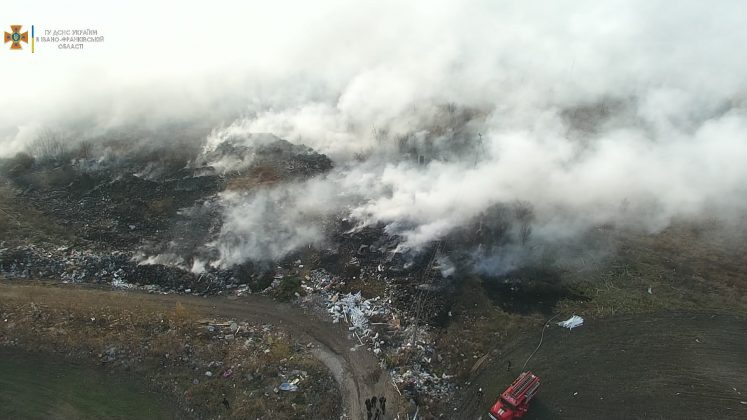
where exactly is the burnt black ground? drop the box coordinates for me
[457,312,747,419]
[481,267,588,315]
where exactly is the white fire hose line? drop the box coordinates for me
[522,313,561,371]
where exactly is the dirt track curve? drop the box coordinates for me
[0,283,400,420]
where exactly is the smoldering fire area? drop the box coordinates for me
[2,1,747,419]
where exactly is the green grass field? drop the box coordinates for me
[0,349,176,419]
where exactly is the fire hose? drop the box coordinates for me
[522,313,560,370]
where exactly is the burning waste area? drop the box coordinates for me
[3,3,747,418]
[3,102,745,418]
[0,122,580,415]
[2,106,743,418]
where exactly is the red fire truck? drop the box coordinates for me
[488,371,541,420]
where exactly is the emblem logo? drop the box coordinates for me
[4,25,29,50]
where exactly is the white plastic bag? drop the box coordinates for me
[557,315,584,330]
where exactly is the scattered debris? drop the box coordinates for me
[279,382,298,392]
[300,268,455,401]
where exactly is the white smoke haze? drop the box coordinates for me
[200,132,290,174]
[207,105,747,263]
[209,178,348,266]
[3,1,747,267]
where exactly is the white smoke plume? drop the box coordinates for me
[3,1,747,267]
[209,179,344,266]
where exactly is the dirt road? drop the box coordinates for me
[457,311,747,419]
[0,282,400,420]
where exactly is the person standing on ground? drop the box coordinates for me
[507,360,512,371]
[380,396,386,415]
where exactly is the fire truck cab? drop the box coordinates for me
[488,371,541,420]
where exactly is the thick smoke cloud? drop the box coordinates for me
[3,1,747,268]
[210,179,342,266]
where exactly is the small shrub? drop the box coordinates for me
[2,152,35,177]
[29,129,70,165]
[169,301,195,328]
[272,276,305,302]
[147,197,175,217]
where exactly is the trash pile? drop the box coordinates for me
[327,291,391,352]
[0,245,130,283]
[0,244,234,294]
[387,323,456,399]
[300,268,456,400]
[300,269,393,352]
[391,363,455,400]
[301,268,341,294]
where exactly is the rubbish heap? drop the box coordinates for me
[327,291,391,352]
[301,269,455,401]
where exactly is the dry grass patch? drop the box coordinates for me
[0,282,339,419]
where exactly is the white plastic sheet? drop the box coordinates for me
[557,315,584,330]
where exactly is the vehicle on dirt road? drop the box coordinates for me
[488,371,541,420]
